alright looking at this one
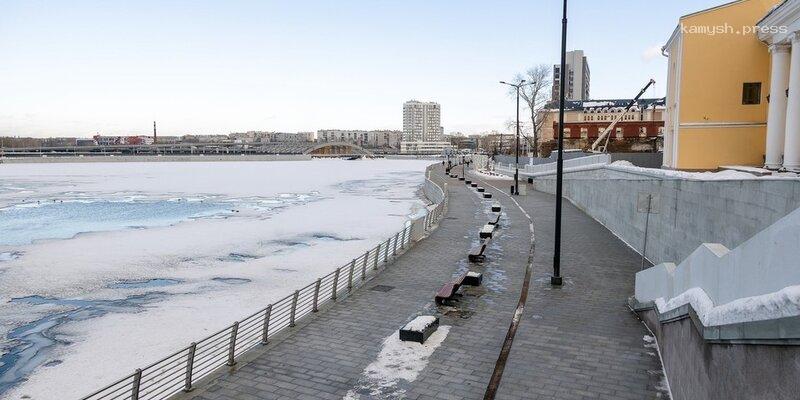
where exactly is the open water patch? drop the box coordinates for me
[0,200,233,246]
[108,278,182,289]
[0,292,168,396]
[310,233,360,241]
[211,277,251,285]
[0,252,23,262]
[217,253,261,262]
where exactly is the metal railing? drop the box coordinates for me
[80,165,448,400]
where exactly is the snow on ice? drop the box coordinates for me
[0,158,434,399]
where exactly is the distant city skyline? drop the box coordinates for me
[0,0,725,137]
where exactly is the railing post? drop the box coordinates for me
[400,228,407,249]
[261,305,272,344]
[184,343,196,392]
[332,269,340,300]
[312,279,321,312]
[290,290,299,327]
[347,259,355,292]
[373,246,379,270]
[383,239,390,262]
[362,251,369,280]
[227,322,239,366]
[393,232,400,256]
[131,369,142,400]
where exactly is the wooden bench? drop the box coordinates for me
[435,272,483,305]
[470,183,478,188]
[465,180,472,184]
[483,193,492,199]
[477,187,485,192]
[469,239,489,262]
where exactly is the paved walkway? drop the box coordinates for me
[184,166,667,400]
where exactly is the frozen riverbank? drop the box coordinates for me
[0,159,434,399]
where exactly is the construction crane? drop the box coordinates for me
[591,78,656,153]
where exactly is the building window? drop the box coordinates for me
[742,82,761,105]
[580,127,588,139]
[639,127,647,137]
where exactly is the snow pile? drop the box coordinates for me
[401,316,436,332]
[469,169,513,181]
[609,160,799,181]
[653,285,800,326]
[344,326,451,399]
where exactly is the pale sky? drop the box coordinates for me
[0,0,724,138]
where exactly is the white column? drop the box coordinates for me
[785,34,800,171]
[765,44,791,169]
[662,124,673,168]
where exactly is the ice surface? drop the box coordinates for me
[0,158,434,399]
[654,285,800,326]
[0,200,232,246]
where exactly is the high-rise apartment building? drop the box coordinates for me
[552,50,591,101]
[402,100,442,141]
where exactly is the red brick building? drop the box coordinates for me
[539,98,666,152]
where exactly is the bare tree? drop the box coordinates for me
[507,64,552,157]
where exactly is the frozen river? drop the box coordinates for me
[0,158,434,399]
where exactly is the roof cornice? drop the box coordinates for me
[662,24,682,55]
[757,0,800,43]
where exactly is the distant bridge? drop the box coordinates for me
[0,141,376,158]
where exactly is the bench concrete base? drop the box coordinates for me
[465,180,472,184]
[480,224,495,239]
[477,187,485,192]
[483,193,492,199]
[491,203,501,212]
[470,183,478,188]
[399,316,440,344]
[463,272,483,286]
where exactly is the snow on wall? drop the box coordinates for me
[636,206,800,327]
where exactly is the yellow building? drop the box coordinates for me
[662,0,782,170]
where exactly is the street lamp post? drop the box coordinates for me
[500,80,534,195]
[552,0,568,287]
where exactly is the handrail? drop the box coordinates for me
[79,164,448,400]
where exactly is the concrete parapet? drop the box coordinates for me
[528,165,800,266]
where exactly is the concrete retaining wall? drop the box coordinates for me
[531,167,800,265]
[639,309,800,400]
[635,206,800,309]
